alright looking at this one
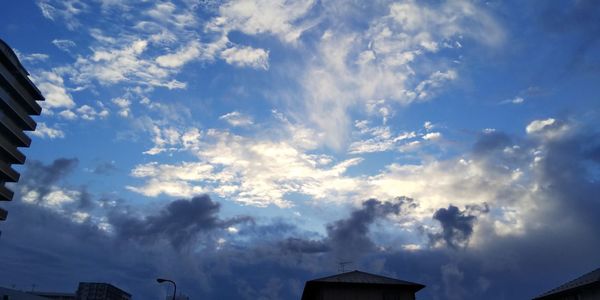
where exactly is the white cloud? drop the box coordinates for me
[59,109,77,120]
[127,161,213,197]
[143,124,201,155]
[130,128,364,207]
[76,104,110,120]
[500,96,525,105]
[30,122,65,139]
[422,132,442,141]
[36,0,88,30]
[348,120,426,154]
[112,97,131,117]
[424,121,435,131]
[210,0,317,44]
[526,118,570,140]
[511,97,525,104]
[52,39,77,52]
[70,39,187,89]
[155,41,202,68]
[33,71,76,111]
[15,51,49,63]
[220,46,269,70]
[146,1,197,29]
[219,111,254,127]
[526,118,556,134]
[296,0,501,149]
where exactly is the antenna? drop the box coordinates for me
[338,261,353,272]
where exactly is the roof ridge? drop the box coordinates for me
[534,267,600,299]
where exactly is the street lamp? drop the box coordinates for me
[156,278,176,300]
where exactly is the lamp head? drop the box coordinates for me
[156,278,167,283]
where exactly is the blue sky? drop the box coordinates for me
[1,0,600,299]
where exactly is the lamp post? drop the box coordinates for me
[156,278,176,300]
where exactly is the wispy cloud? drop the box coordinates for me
[219,111,254,127]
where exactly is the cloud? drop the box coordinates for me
[16,158,93,214]
[525,118,570,139]
[219,111,254,127]
[220,46,269,70]
[130,128,363,207]
[14,51,49,63]
[112,97,131,117]
[70,39,184,89]
[90,161,117,175]
[430,205,477,249]
[52,39,77,52]
[32,70,76,111]
[210,0,317,44]
[77,104,110,120]
[325,198,402,260]
[142,124,200,155]
[155,41,202,68]
[30,122,65,139]
[422,132,442,141]
[36,0,88,29]
[349,120,438,154]
[109,195,249,250]
[296,0,502,149]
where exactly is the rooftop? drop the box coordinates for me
[308,270,425,287]
[533,267,600,299]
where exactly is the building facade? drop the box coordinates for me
[76,283,131,300]
[31,292,76,300]
[0,287,49,300]
[301,270,425,300]
[0,39,45,223]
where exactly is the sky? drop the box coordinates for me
[0,0,599,299]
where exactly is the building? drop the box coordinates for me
[165,295,189,300]
[30,292,76,300]
[0,38,45,223]
[301,270,425,300]
[533,267,600,300]
[0,286,49,300]
[76,283,131,300]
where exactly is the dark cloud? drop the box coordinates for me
[14,158,94,211]
[279,237,330,254]
[20,158,78,195]
[430,205,477,249]
[109,195,251,250]
[90,161,117,175]
[325,198,401,260]
[472,131,511,155]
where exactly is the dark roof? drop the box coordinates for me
[309,270,425,287]
[533,267,600,299]
[78,282,132,297]
[301,270,425,300]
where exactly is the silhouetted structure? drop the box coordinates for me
[533,267,600,300]
[301,270,425,300]
[31,291,76,300]
[1,286,48,300]
[0,39,45,223]
[165,295,189,300]
[76,283,131,300]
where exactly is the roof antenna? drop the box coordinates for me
[338,261,353,273]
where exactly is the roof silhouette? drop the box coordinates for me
[307,270,424,287]
[533,267,600,299]
[301,270,425,300]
